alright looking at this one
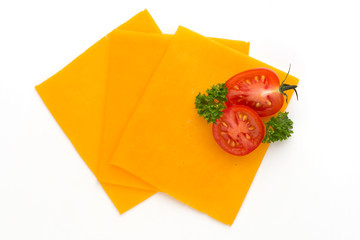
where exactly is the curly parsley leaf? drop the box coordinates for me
[262,111,294,143]
[195,83,228,124]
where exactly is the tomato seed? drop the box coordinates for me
[220,131,228,136]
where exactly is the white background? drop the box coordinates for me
[1,0,359,239]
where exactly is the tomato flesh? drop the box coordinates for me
[213,105,265,156]
[225,68,283,117]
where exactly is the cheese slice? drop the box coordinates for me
[97,32,250,188]
[111,26,299,224]
[35,10,160,213]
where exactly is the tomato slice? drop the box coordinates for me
[225,68,283,117]
[213,105,265,156]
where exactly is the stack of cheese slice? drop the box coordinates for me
[36,9,298,225]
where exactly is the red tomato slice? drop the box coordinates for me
[225,68,284,117]
[213,105,265,156]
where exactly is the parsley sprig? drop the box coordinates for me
[195,83,228,124]
[262,112,294,143]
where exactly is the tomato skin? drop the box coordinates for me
[225,68,283,117]
[213,105,265,156]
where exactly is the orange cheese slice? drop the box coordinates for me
[111,26,299,224]
[97,31,250,189]
[35,10,160,213]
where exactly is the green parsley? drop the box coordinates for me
[194,83,228,124]
[262,112,294,143]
